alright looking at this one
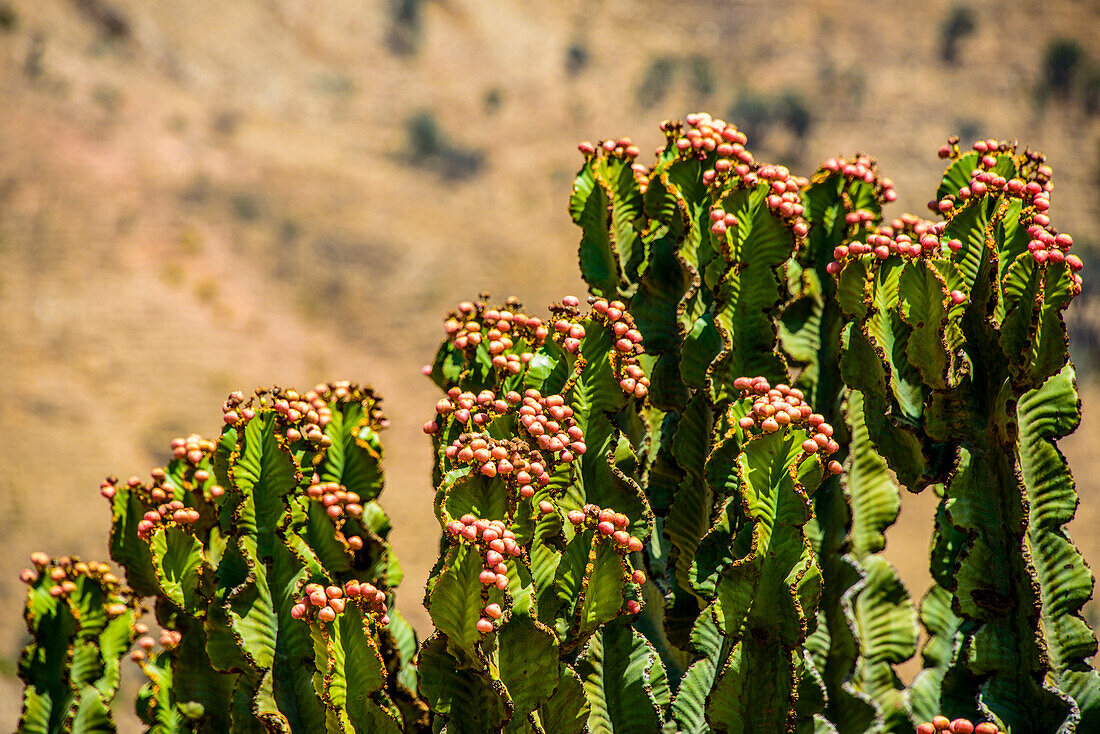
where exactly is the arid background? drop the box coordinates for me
[2,0,1100,728]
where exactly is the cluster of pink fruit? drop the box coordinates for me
[426,387,520,433]
[705,163,809,235]
[430,386,586,473]
[257,388,333,447]
[134,628,182,659]
[445,300,541,374]
[305,477,367,551]
[515,389,586,459]
[21,554,127,615]
[585,296,650,398]
[289,580,390,625]
[576,136,648,189]
[476,603,505,634]
[171,433,217,466]
[565,504,645,555]
[824,216,970,304]
[819,154,899,203]
[129,621,180,663]
[732,377,843,475]
[933,140,1081,281]
[135,499,200,540]
[442,433,553,497]
[102,434,223,504]
[665,112,751,164]
[564,504,647,614]
[754,164,810,236]
[444,515,523,595]
[654,112,810,236]
[917,716,999,734]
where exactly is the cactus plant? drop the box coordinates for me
[420,294,659,732]
[830,138,1099,731]
[12,114,1099,734]
[17,554,138,733]
[71,382,421,732]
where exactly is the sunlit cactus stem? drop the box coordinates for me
[421,294,660,732]
[833,138,1098,732]
[783,154,919,734]
[100,381,421,732]
[17,554,139,734]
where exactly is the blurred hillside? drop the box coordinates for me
[1,0,1099,726]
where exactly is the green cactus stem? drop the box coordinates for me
[421,295,658,731]
[783,155,919,734]
[100,382,421,732]
[833,139,1096,732]
[670,376,840,732]
[17,554,139,734]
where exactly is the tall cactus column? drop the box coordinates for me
[101,382,422,733]
[832,140,1099,732]
[669,377,841,732]
[783,156,919,733]
[570,112,814,676]
[17,554,139,733]
[421,295,662,733]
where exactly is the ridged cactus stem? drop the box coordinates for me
[421,295,660,732]
[17,554,139,734]
[834,139,1097,731]
[101,382,420,732]
[571,113,812,684]
[784,155,918,733]
[671,376,841,732]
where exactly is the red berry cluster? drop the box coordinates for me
[170,433,217,466]
[311,381,386,418]
[666,112,751,166]
[756,164,810,235]
[551,315,590,355]
[137,499,201,540]
[134,628,182,661]
[445,433,549,496]
[427,387,521,432]
[587,296,649,398]
[565,505,646,557]
[657,112,810,237]
[265,390,332,447]
[129,620,167,663]
[577,137,647,189]
[225,383,389,447]
[290,580,390,625]
[824,216,971,305]
[917,716,999,734]
[932,140,1082,287]
[564,505,647,615]
[444,515,523,595]
[107,435,221,503]
[578,137,642,159]
[220,390,258,425]
[430,387,585,475]
[732,377,843,475]
[431,296,652,398]
[516,389,586,459]
[305,477,366,551]
[937,136,1022,166]
[820,155,898,203]
[476,603,505,634]
[22,554,126,613]
[446,299,541,373]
